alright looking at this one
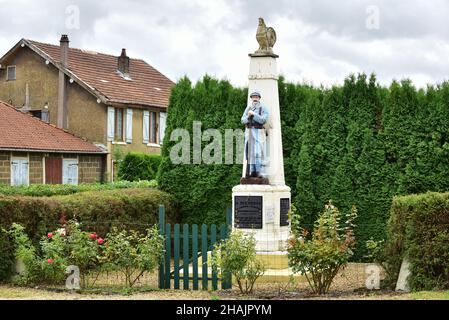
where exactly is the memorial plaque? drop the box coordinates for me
[234,196,263,229]
[280,198,290,226]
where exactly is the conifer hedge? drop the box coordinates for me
[158,74,449,260]
[385,192,449,290]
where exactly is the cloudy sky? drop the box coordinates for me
[1,0,448,88]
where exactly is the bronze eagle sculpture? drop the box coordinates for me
[255,17,277,54]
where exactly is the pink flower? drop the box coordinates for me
[97,238,104,245]
[47,232,53,239]
[89,233,97,240]
[47,258,54,264]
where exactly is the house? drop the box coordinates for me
[0,100,107,185]
[0,35,174,181]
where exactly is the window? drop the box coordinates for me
[107,107,132,143]
[6,66,16,81]
[29,109,49,122]
[114,108,124,142]
[143,110,159,145]
[30,110,42,119]
[63,159,78,185]
[11,157,29,186]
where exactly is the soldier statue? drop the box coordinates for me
[241,91,269,183]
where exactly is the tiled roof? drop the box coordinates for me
[0,101,106,153]
[28,39,174,108]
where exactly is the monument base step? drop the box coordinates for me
[256,251,289,269]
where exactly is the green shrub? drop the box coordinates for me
[101,226,164,287]
[0,228,14,282]
[8,223,42,285]
[0,180,157,197]
[0,188,175,244]
[384,192,449,291]
[288,202,357,295]
[210,230,265,294]
[118,153,162,182]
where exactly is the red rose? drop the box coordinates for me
[97,238,104,245]
[47,232,53,239]
[89,233,97,239]
[47,258,54,264]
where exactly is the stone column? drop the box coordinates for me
[245,53,285,186]
[232,51,291,254]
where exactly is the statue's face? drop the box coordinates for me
[251,96,261,103]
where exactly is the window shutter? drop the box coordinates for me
[11,159,28,186]
[63,159,78,185]
[126,108,133,143]
[159,112,167,145]
[143,110,150,144]
[21,160,29,185]
[11,161,19,186]
[107,106,115,141]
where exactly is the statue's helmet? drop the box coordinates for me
[250,91,261,98]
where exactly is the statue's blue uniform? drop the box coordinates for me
[241,102,269,176]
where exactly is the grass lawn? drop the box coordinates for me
[0,285,448,300]
[1,264,447,300]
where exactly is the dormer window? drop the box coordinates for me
[6,65,16,81]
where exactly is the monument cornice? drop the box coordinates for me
[248,52,279,58]
[248,74,279,80]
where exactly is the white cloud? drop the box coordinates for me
[0,0,448,88]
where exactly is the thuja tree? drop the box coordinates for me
[158,76,246,224]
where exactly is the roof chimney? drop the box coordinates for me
[58,34,69,129]
[60,34,69,67]
[117,48,129,76]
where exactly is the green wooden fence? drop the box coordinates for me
[158,205,232,290]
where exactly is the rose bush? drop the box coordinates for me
[7,221,164,289]
[40,220,103,287]
[101,226,164,288]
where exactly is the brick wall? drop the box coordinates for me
[0,152,10,185]
[29,153,43,184]
[78,155,105,183]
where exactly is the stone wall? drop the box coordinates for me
[0,151,105,185]
[0,152,10,185]
[29,153,43,184]
[78,155,105,183]
[0,47,59,124]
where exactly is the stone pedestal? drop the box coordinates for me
[232,184,290,252]
[232,52,291,253]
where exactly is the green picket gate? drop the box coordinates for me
[158,205,232,290]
